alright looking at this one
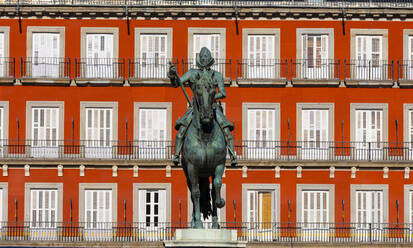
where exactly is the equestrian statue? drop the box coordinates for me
[168,47,237,229]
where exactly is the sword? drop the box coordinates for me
[169,61,192,107]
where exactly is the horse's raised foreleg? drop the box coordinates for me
[213,164,225,209]
[187,162,203,229]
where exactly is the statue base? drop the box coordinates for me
[164,229,247,247]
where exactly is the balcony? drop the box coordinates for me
[0,221,412,244]
[397,60,413,87]
[236,59,288,86]
[74,58,125,85]
[182,58,232,84]
[0,57,15,84]
[0,139,412,163]
[128,58,176,85]
[20,57,70,85]
[291,59,340,86]
[344,59,394,87]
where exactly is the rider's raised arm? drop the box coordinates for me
[214,73,226,100]
[168,62,193,87]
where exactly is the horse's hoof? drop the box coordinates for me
[216,199,225,208]
[212,222,220,229]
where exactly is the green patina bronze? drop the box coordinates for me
[168,47,237,229]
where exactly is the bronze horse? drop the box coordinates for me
[181,72,227,229]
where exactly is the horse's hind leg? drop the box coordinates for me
[187,162,203,228]
[211,184,220,229]
[213,163,225,209]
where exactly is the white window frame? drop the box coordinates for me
[242,184,280,242]
[350,184,388,241]
[188,28,226,74]
[404,185,413,224]
[26,101,64,158]
[79,183,117,223]
[350,29,388,81]
[350,103,388,160]
[24,183,63,240]
[80,102,118,158]
[296,184,334,242]
[0,101,9,145]
[133,102,172,159]
[133,183,171,223]
[26,27,65,79]
[296,103,334,160]
[296,29,334,80]
[80,27,119,79]
[242,29,280,81]
[403,104,413,154]
[134,28,173,81]
[403,30,413,81]
[242,103,280,160]
[0,183,8,224]
[0,27,10,78]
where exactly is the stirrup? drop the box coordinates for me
[173,155,180,165]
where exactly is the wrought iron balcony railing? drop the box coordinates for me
[1,139,413,162]
[1,0,413,8]
[182,58,232,80]
[0,57,15,81]
[344,59,394,82]
[237,59,288,82]
[21,57,70,79]
[291,59,340,82]
[128,58,177,81]
[397,60,413,83]
[74,58,125,80]
[1,221,413,244]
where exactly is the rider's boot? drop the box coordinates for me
[224,128,237,166]
[173,127,185,165]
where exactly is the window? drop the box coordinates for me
[24,183,62,240]
[85,190,112,226]
[79,183,117,241]
[139,34,167,79]
[0,33,4,78]
[133,183,171,241]
[297,103,334,160]
[0,27,9,79]
[403,104,413,158]
[26,27,64,80]
[80,28,119,80]
[188,28,225,74]
[301,35,328,79]
[355,110,382,159]
[242,184,280,242]
[247,35,275,79]
[0,102,8,158]
[31,107,59,158]
[407,36,413,80]
[355,35,382,80]
[302,110,329,159]
[139,189,166,226]
[0,183,7,227]
[32,33,59,78]
[85,108,113,158]
[30,189,58,227]
[242,103,280,160]
[403,185,413,235]
[351,184,388,241]
[297,184,334,242]
[26,102,64,159]
[0,107,3,141]
[134,103,172,160]
[351,103,388,161]
[80,102,118,159]
[86,34,114,78]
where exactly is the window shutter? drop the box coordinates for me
[0,33,4,77]
[259,192,272,223]
[410,191,413,224]
[0,107,3,140]
[86,108,112,143]
[409,37,413,61]
[158,190,166,223]
[302,110,328,142]
[85,190,92,223]
[193,34,220,60]
[302,191,328,223]
[410,111,413,143]
[139,189,146,223]
[139,109,166,141]
[321,35,328,60]
[247,191,257,223]
[248,109,275,141]
[31,107,59,143]
[302,34,308,60]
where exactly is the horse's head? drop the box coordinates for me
[194,72,216,130]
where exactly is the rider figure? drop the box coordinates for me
[168,47,238,167]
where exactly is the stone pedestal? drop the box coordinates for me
[164,229,247,247]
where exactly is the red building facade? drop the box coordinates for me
[0,0,413,244]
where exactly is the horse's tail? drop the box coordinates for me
[199,177,212,220]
